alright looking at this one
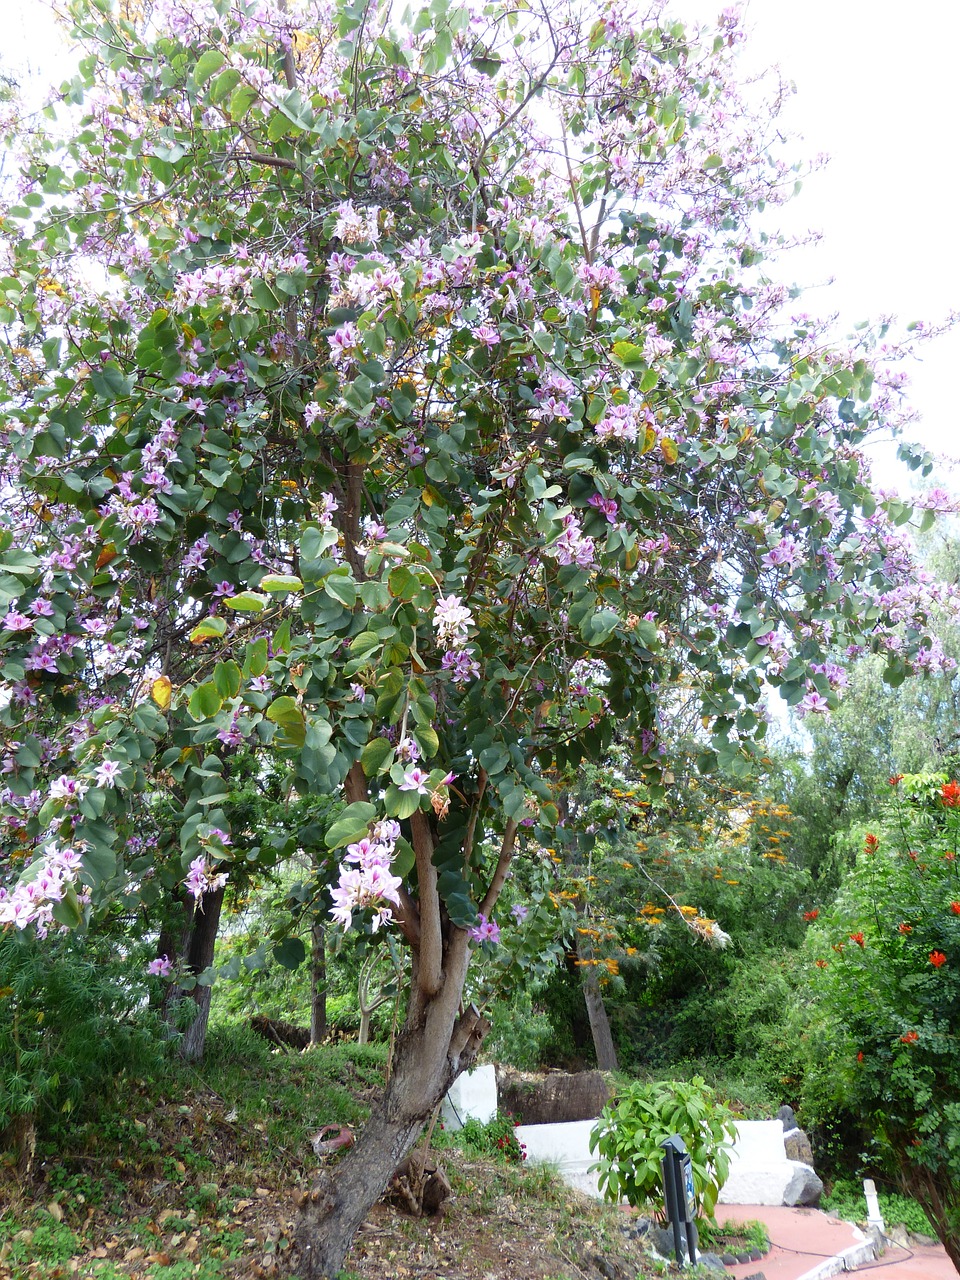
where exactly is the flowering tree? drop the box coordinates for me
[0,0,957,1272]
[806,775,960,1271]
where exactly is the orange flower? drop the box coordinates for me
[942,781,960,807]
[899,923,913,934]
[888,774,903,786]
[815,959,828,969]
[850,932,865,948]
[952,902,960,916]
[929,950,948,969]
[803,909,819,922]
[900,1031,919,1044]
[864,833,880,854]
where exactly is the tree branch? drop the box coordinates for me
[410,809,443,996]
[479,818,518,917]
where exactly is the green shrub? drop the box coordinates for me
[437,1111,527,1164]
[0,928,166,1146]
[589,1076,736,1217]
[803,778,960,1268]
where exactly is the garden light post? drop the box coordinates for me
[661,1134,699,1266]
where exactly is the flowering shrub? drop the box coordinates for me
[443,1112,527,1164]
[589,1077,736,1217]
[805,774,960,1269]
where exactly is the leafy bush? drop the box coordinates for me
[0,929,166,1146]
[589,1077,736,1217]
[803,776,960,1268]
[438,1112,527,1164]
[822,1178,934,1235]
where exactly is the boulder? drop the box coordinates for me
[783,1126,814,1165]
[783,1162,824,1207]
[497,1067,610,1124]
[776,1103,798,1131]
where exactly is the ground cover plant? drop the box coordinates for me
[0,1033,661,1280]
[2,0,958,1272]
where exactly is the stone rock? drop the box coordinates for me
[776,1104,797,1131]
[783,1127,814,1165]
[497,1067,610,1124]
[782,1162,823,1207]
[647,1226,679,1259]
[695,1251,727,1274]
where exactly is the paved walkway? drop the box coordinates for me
[715,1204,957,1280]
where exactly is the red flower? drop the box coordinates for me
[942,781,960,807]
[899,923,913,934]
[929,950,948,969]
[850,932,865,948]
[889,775,904,786]
[803,909,819,922]
[951,903,960,916]
[945,852,957,862]
[857,1051,865,1062]
[815,959,828,969]
[900,1031,919,1044]
[864,833,880,854]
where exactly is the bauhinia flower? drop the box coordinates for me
[468,914,501,945]
[147,954,173,977]
[433,594,473,650]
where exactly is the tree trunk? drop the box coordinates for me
[310,917,326,1046]
[160,886,225,1062]
[581,963,619,1071]
[897,1156,960,1275]
[293,934,483,1279]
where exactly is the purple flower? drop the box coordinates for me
[398,766,430,794]
[93,759,123,788]
[147,954,173,977]
[511,904,528,922]
[468,914,501,946]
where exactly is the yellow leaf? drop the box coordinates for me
[151,676,173,710]
[292,29,315,51]
[659,436,678,465]
[641,425,657,455]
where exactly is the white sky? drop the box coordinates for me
[676,0,960,492]
[5,0,959,493]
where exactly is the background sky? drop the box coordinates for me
[6,0,959,493]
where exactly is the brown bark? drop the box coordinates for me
[293,926,478,1278]
[581,962,619,1072]
[310,917,327,1046]
[160,886,225,1062]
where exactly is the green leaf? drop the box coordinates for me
[242,636,269,677]
[209,67,241,103]
[272,937,307,970]
[213,660,242,699]
[189,682,224,720]
[384,784,422,820]
[265,696,306,745]
[324,574,357,606]
[250,279,283,311]
[225,591,269,612]
[325,801,378,849]
[194,49,227,85]
[189,617,227,643]
[361,736,394,776]
[259,574,303,593]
